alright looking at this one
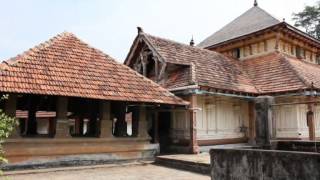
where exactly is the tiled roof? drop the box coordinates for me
[143,34,257,93]
[140,33,320,95]
[198,6,280,48]
[243,52,320,94]
[0,32,187,105]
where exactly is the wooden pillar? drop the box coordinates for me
[154,111,159,143]
[4,94,19,138]
[113,103,127,137]
[307,97,316,141]
[189,95,199,154]
[138,106,149,138]
[26,96,37,135]
[55,96,70,138]
[248,101,256,144]
[100,101,113,138]
[131,107,139,137]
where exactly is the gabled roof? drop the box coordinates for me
[127,31,320,95]
[0,32,187,105]
[130,32,258,93]
[198,5,281,48]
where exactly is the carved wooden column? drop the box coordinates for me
[100,101,113,138]
[153,57,159,81]
[189,95,199,154]
[138,106,149,138]
[307,96,316,141]
[140,53,147,77]
[5,94,19,138]
[55,96,70,138]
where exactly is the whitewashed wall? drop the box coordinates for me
[170,109,190,140]
[196,96,249,140]
[170,95,249,141]
[273,102,320,139]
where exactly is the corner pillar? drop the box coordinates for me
[254,96,274,146]
[55,96,70,138]
[100,101,113,138]
[189,95,199,154]
[5,94,19,138]
[307,97,316,141]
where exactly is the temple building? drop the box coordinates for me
[125,1,320,153]
[0,32,187,165]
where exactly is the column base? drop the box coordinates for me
[100,120,113,138]
[55,120,71,138]
[9,126,20,139]
[189,145,200,154]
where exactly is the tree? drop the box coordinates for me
[292,1,320,39]
[0,95,17,175]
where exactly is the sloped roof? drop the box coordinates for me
[143,33,258,93]
[243,53,311,93]
[133,32,320,95]
[198,6,280,48]
[0,32,187,105]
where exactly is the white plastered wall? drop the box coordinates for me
[273,97,320,139]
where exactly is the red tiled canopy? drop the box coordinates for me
[129,32,320,95]
[0,32,187,105]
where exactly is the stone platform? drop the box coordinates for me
[155,153,210,175]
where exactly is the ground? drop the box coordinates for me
[157,153,210,164]
[5,163,210,180]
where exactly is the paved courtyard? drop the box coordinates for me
[5,164,210,180]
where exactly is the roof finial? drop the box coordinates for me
[137,27,143,34]
[189,35,195,46]
[254,0,258,6]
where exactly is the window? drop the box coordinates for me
[232,48,241,59]
[291,45,294,55]
[17,110,56,137]
[264,41,268,51]
[316,55,320,65]
[296,46,303,59]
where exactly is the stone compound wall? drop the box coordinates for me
[210,148,320,180]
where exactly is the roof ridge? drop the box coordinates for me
[142,32,225,59]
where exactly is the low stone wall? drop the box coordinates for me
[210,148,320,180]
[2,138,158,170]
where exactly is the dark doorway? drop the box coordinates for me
[158,112,171,154]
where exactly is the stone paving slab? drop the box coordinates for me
[157,153,210,164]
[5,163,210,180]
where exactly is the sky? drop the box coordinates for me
[0,0,317,62]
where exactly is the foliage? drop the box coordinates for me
[0,95,17,170]
[292,1,320,39]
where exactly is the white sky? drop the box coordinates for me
[0,0,317,62]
